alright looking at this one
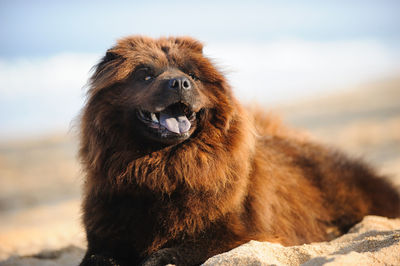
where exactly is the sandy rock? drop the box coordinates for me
[204,216,400,266]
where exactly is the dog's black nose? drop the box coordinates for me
[168,77,191,91]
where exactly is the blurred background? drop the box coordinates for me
[0,0,399,264]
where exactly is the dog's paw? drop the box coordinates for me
[141,248,183,266]
[80,254,120,266]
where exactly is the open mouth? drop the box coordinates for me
[136,102,197,141]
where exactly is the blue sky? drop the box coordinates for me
[1,0,399,58]
[0,1,400,138]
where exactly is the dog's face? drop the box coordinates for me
[125,55,208,144]
[87,36,232,146]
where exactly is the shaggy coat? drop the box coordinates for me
[79,36,400,266]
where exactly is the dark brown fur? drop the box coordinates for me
[79,36,400,266]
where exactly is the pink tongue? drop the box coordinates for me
[160,113,191,134]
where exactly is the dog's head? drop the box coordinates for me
[85,36,234,146]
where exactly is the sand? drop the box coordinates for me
[204,216,400,265]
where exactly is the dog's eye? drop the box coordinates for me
[135,67,155,82]
[144,75,153,81]
[188,73,199,81]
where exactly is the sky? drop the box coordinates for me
[0,0,400,138]
[0,0,399,57]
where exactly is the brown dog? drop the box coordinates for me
[79,36,400,266]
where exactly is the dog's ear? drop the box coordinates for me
[102,49,120,64]
[173,37,203,54]
[89,48,125,92]
[92,48,121,73]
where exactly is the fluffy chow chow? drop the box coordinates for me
[79,36,400,266]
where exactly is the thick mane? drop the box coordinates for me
[122,102,256,192]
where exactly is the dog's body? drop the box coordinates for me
[79,36,400,266]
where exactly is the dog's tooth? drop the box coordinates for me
[138,110,145,118]
[151,112,159,123]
